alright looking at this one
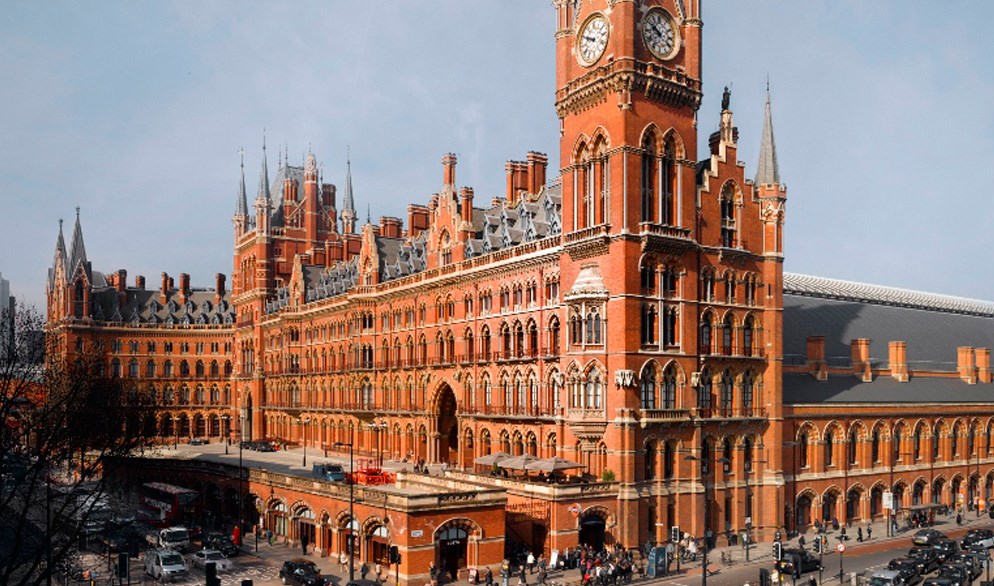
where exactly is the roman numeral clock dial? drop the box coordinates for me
[577,14,609,66]
[642,8,679,60]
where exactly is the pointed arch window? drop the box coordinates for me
[720,184,737,248]
[825,431,835,467]
[871,429,881,463]
[640,364,657,410]
[662,365,677,409]
[699,314,713,355]
[641,132,657,223]
[743,316,755,357]
[641,304,657,345]
[799,432,809,468]
[848,430,858,466]
[696,369,712,411]
[662,138,677,225]
[719,370,733,415]
[722,315,733,355]
[741,370,754,413]
[663,307,678,349]
[584,367,603,410]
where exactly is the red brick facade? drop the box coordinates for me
[45,0,994,572]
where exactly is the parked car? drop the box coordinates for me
[914,530,948,547]
[256,442,277,453]
[936,564,969,586]
[312,463,347,482]
[144,549,188,581]
[948,554,983,580]
[931,539,960,561]
[188,438,208,445]
[192,549,233,572]
[202,532,239,557]
[961,528,994,549]
[146,527,191,551]
[776,548,822,578]
[869,569,911,586]
[886,558,923,586]
[280,559,328,586]
[907,547,941,573]
[922,578,956,586]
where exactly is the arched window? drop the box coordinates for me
[743,438,754,473]
[662,306,678,348]
[798,432,809,468]
[662,137,677,225]
[699,313,713,355]
[848,430,858,466]
[641,304,657,345]
[933,424,942,461]
[640,364,656,410]
[871,429,880,463]
[585,308,603,344]
[641,131,657,223]
[825,431,835,467]
[742,316,755,357]
[697,369,712,411]
[721,315,733,355]
[585,367,603,409]
[645,440,657,480]
[719,370,733,415]
[550,318,561,356]
[720,184,736,248]
[663,441,675,479]
[662,365,677,409]
[741,370,754,413]
[913,426,922,460]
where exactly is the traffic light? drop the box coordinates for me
[773,541,783,561]
[389,545,401,564]
[205,562,221,586]
[116,553,129,579]
[346,535,357,555]
[813,537,821,554]
[670,526,680,543]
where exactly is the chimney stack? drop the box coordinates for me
[379,217,402,239]
[160,272,170,304]
[135,275,145,290]
[215,273,226,303]
[442,153,457,187]
[806,336,827,381]
[527,151,548,194]
[958,346,977,384]
[179,273,190,304]
[459,187,474,224]
[115,269,127,293]
[977,348,991,384]
[888,341,909,382]
[851,338,872,382]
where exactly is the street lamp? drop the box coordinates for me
[300,415,311,468]
[173,416,179,449]
[335,436,356,586]
[684,454,730,586]
[222,414,230,455]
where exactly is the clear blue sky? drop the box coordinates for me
[2,1,992,311]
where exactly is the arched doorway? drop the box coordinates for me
[579,512,607,551]
[821,491,839,524]
[913,480,927,506]
[294,505,316,547]
[434,385,458,464]
[366,523,390,565]
[846,488,862,523]
[796,494,813,529]
[436,526,468,580]
[932,478,946,505]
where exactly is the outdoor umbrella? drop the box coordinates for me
[498,454,542,470]
[473,452,511,466]
[525,457,585,472]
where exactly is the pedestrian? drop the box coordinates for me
[798,535,806,550]
[537,565,547,586]
[840,526,847,541]
[856,527,863,542]
[361,562,370,581]
[519,564,528,586]
[957,512,963,525]
[527,552,536,574]
[340,551,349,575]
[301,533,309,555]
[485,567,494,586]
[267,529,275,546]
[866,523,872,540]
[500,560,511,586]
[375,562,383,583]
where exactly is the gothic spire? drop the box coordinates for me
[256,133,271,203]
[67,207,88,279]
[54,218,66,270]
[755,86,781,186]
[236,148,248,216]
[341,149,357,234]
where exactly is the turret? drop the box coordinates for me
[233,150,249,237]
[304,152,320,242]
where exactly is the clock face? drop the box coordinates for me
[578,14,609,66]
[642,9,678,60]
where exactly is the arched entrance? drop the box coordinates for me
[434,385,458,464]
[579,512,607,551]
[821,491,839,524]
[294,505,316,547]
[846,488,862,522]
[436,526,468,580]
[796,494,813,529]
[932,478,946,505]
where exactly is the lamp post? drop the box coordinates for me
[239,410,245,545]
[974,430,981,518]
[222,415,230,455]
[335,437,356,586]
[173,416,179,449]
[684,454,730,586]
[300,415,311,468]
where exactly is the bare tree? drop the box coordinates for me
[0,303,162,586]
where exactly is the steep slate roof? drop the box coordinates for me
[754,90,780,185]
[782,273,994,404]
[88,286,234,326]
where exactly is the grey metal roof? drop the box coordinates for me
[754,90,780,185]
[89,286,234,326]
[783,273,994,370]
[784,372,994,405]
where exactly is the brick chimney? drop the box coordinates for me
[527,151,548,194]
[851,338,872,382]
[442,153,457,187]
[977,348,991,384]
[379,217,402,239]
[958,346,977,384]
[135,274,145,290]
[407,204,429,237]
[215,273,226,304]
[179,273,190,304]
[459,187,474,224]
[160,272,170,304]
[806,336,827,381]
[888,341,909,382]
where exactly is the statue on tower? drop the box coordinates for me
[721,86,731,111]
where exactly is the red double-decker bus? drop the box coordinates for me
[140,482,199,527]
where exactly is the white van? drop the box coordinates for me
[868,570,906,586]
[143,549,188,581]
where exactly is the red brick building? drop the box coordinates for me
[45,0,994,573]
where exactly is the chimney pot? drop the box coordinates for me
[888,341,909,382]
[851,338,872,382]
[806,336,827,381]
[959,346,978,384]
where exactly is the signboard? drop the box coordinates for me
[836,543,845,553]
[410,530,424,538]
[568,503,582,515]
[882,491,894,510]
